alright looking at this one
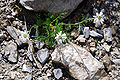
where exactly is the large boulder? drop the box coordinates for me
[20,0,83,15]
[51,42,106,80]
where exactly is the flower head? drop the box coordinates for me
[93,11,104,26]
[19,31,29,43]
[55,31,67,44]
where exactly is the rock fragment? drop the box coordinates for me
[4,41,18,63]
[27,40,34,62]
[37,48,50,64]
[22,64,32,73]
[0,54,2,60]
[111,59,120,65]
[90,30,103,38]
[8,53,17,63]
[101,54,111,71]
[37,76,49,80]
[25,74,32,80]
[102,43,111,52]
[76,35,86,43]
[8,71,20,79]
[53,68,63,79]
[103,28,113,42]
[7,26,22,45]
[83,27,90,38]
[51,42,105,80]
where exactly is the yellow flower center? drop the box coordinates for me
[59,35,62,39]
[97,16,101,20]
[23,34,27,38]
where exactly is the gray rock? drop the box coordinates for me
[111,70,119,75]
[27,40,33,62]
[76,35,86,43]
[83,27,90,38]
[103,28,113,42]
[0,54,2,60]
[25,74,32,80]
[102,43,111,52]
[4,41,18,63]
[0,75,4,79]
[20,0,83,16]
[90,47,97,53]
[37,76,49,80]
[111,51,120,58]
[1,7,6,12]
[7,26,22,45]
[101,54,111,71]
[51,42,105,80]
[111,59,120,65]
[8,53,17,63]
[8,71,20,79]
[22,64,32,73]
[53,68,63,79]
[90,42,96,47]
[37,48,50,64]
[90,30,103,38]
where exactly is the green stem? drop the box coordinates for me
[60,18,94,26]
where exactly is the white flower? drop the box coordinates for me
[19,31,29,43]
[55,31,67,44]
[93,11,104,26]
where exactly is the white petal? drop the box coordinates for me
[96,13,99,16]
[62,33,66,37]
[59,31,62,35]
[99,12,103,16]
[55,35,59,39]
[58,39,62,44]
[93,19,97,23]
[93,16,97,18]
[95,19,101,25]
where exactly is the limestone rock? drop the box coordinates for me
[4,41,18,63]
[0,54,2,60]
[25,74,32,80]
[103,28,113,42]
[83,27,90,38]
[102,43,111,52]
[19,0,83,16]
[27,40,34,62]
[22,64,32,73]
[37,76,49,80]
[76,35,86,43]
[53,68,63,79]
[37,48,50,64]
[7,26,22,45]
[51,42,105,80]
[90,30,103,38]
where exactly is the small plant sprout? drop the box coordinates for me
[19,31,29,43]
[93,11,104,27]
[55,31,67,44]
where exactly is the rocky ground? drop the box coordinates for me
[0,0,120,80]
